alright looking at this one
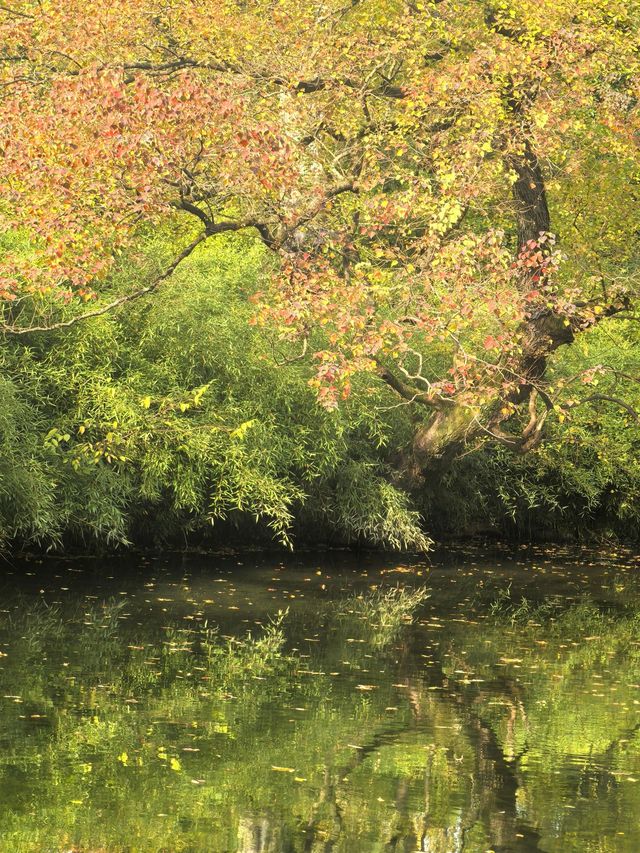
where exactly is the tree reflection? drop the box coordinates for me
[0,572,638,851]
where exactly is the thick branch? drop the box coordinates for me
[510,138,551,255]
[174,199,213,230]
[375,361,441,409]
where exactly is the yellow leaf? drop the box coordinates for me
[231,419,257,439]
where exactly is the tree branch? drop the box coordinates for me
[375,360,442,409]
[572,394,640,423]
[1,231,210,335]
[0,3,33,18]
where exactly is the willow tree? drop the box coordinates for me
[1,0,639,482]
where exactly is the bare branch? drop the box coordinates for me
[573,394,640,423]
[0,3,33,18]
[375,360,442,409]
[1,231,209,335]
[174,199,213,230]
[272,336,308,366]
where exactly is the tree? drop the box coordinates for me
[1,0,639,484]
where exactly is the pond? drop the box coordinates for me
[0,545,639,852]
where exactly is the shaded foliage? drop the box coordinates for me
[0,235,428,550]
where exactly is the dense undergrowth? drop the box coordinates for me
[0,234,429,552]
[1,232,640,553]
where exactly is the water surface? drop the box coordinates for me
[0,546,639,852]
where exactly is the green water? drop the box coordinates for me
[0,546,639,852]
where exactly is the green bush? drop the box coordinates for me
[0,233,428,551]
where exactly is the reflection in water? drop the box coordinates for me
[0,547,638,851]
[237,816,286,853]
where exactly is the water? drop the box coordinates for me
[0,545,639,852]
